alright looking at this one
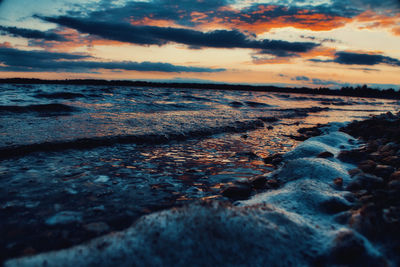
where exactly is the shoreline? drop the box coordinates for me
[1,78,400,100]
[6,112,400,266]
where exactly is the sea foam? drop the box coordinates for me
[5,124,387,266]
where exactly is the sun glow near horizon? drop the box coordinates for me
[0,0,399,89]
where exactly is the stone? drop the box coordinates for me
[348,168,361,177]
[328,230,384,266]
[381,156,400,167]
[346,173,384,191]
[317,151,334,158]
[372,165,395,179]
[389,171,400,181]
[84,222,110,234]
[357,160,376,173]
[346,180,362,191]
[333,211,352,224]
[266,179,279,189]
[368,152,382,162]
[250,176,266,189]
[222,184,252,200]
[333,177,343,187]
[379,142,398,153]
[263,154,283,165]
[388,180,400,190]
[337,149,367,163]
[320,197,351,214]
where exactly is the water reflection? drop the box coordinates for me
[1,84,399,259]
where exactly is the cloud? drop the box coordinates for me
[39,16,319,56]
[0,47,225,73]
[337,0,400,11]
[309,51,400,67]
[311,78,342,86]
[86,0,398,35]
[294,76,310,81]
[0,26,66,41]
[334,52,400,66]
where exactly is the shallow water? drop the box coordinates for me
[0,84,399,260]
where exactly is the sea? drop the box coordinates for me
[1,83,399,260]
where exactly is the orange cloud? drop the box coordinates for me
[392,26,400,36]
[300,47,336,59]
[252,57,293,64]
[230,13,352,34]
[355,10,400,35]
[0,42,12,48]
[187,5,353,33]
[130,17,182,28]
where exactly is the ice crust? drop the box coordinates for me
[6,124,385,266]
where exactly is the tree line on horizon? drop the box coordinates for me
[0,78,399,100]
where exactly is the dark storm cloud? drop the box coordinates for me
[0,26,66,41]
[334,52,400,66]
[0,47,225,73]
[39,16,319,55]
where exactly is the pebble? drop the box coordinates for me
[320,197,351,214]
[333,211,352,224]
[381,156,400,167]
[333,177,343,187]
[84,222,110,234]
[357,160,376,172]
[45,211,83,226]
[263,153,283,165]
[250,176,266,189]
[266,179,279,189]
[317,151,334,158]
[348,168,361,177]
[372,165,395,179]
[388,180,400,190]
[328,230,383,265]
[389,171,400,181]
[347,173,384,191]
[337,149,367,163]
[222,184,252,200]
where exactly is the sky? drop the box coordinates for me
[0,0,399,89]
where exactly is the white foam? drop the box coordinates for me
[6,124,386,266]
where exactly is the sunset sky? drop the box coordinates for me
[0,0,399,88]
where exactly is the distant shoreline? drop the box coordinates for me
[1,78,399,100]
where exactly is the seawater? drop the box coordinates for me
[0,83,399,259]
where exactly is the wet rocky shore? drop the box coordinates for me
[217,112,400,265]
[338,112,400,265]
[3,111,400,266]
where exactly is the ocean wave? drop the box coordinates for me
[34,92,85,100]
[0,103,78,116]
[0,119,265,159]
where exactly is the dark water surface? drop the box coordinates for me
[1,84,399,260]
